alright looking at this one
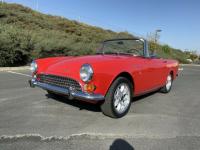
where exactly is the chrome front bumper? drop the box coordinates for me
[29,79,104,101]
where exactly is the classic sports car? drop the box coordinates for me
[29,38,179,118]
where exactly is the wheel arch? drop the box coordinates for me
[106,71,135,96]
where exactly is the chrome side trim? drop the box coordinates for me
[29,79,104,101]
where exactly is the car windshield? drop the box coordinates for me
[99,39,144,56]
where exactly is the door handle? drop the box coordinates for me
[163,60,167,63]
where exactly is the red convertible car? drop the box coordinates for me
[29,38,178,118]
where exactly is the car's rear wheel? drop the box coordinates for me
[160,73,173,93]
[101,77,132,118]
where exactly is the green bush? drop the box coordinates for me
[0,24,34,66]
[162,45,171,54]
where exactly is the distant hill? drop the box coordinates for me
[0,3,190,66]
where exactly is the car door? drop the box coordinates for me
[133,57,160,95]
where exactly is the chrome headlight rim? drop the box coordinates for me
[80,64,93,83]
[30,61,38,73]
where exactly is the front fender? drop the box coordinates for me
[91,63,134,96]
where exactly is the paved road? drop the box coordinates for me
[0,66,200,150]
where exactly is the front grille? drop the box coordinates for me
[38,74,82,92]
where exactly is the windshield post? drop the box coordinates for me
[143,39,149,57]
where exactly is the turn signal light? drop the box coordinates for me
[84,84,96,92]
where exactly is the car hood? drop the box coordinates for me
[42,55,133,77]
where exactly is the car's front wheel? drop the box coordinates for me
[101,77,132,118]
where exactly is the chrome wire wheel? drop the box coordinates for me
[166,74,172,91]
[113,83,131,114]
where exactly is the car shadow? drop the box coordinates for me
[45,93,101,112]
[45,90,158,113]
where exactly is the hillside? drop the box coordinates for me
[0,3,190,66]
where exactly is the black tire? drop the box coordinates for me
[101,77,133,118]
[160,73,173,93]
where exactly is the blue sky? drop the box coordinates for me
[4,0,200,53]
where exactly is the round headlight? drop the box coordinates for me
[80,64,93,82]
[30,61,38,73]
